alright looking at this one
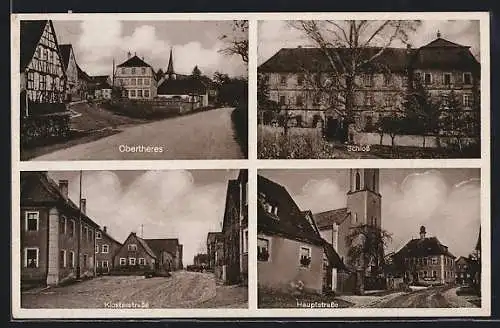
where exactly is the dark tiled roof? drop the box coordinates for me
[91,75,110,84]
[77,64,91,81]
[128,233,157,259]
[20,20,47,71]
[157,77,207,95]
[258,47,412,73]
[144,238,180,259]
[313,208,349,229]
[323,239,348,271]
[59,44,72,70]
[257,175,324,246]
[259,37,479,74]
[207,232,223,243]
[395,236,455,259]
[116,55,152,68]
[20,171,99,228]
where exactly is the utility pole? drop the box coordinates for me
[141,224,144,238]
[76,170,82,279]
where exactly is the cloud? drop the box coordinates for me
[74,20,246,77]
[50,170,228,266]
[294,170,480,258]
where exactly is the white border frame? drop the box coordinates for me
[11,11,490,318]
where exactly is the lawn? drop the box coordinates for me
[258,287,353,309]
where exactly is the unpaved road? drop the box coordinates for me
[32,107,244,160]
[21,271,247,309]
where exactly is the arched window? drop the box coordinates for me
[355,172,361,190]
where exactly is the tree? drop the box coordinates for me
[379,113,404,150]
[346,224,392,294]
[192,65,202,78]
[219,20,248,64]
[289,20,421,122]
[440,91,469,151]
[402,77,441,147]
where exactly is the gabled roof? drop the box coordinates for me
[144,238,180,259]
[323,239,348,271]
[157,77,207,95]
[455,256,471,265]
[76,64,91,81]
[116,55,152,68]
[20,20,47,71]
[59,44,73,71]
[100,229,122,246]
[20,171,99,228]
[395,236,455,259]
[257,175,324,246]
[125,233,157,259]
[421,37,468,48]
[313,208,350,229]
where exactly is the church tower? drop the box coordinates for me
[346,169,381,229]
[166,47,176,80]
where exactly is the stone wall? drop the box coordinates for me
[353,131,478,149]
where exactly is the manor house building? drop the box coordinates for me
[258,32,480,133]
[115,53,158,99]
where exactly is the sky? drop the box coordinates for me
[51,20,247,78]
[48,170,241,266]
[258,20,480,65]
[258,168,481,258]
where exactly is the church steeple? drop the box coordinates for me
[167,47,176,79]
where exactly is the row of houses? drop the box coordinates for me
[20,172,183,288]
[206,170,248,285]
[19,19,215,120]
[258,32,480,137]
[257,170,481,295]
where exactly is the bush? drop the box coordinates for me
[21,113,71,148]
[231,101,248,157]
[258,126,338,159]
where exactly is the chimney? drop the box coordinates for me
[419,225,426,239]
[58,180,69,199]
[80,198,86,215]
[103,226,107,233]
[297,45,302,48]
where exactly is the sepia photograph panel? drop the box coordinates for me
[257,20,481,159]
[18,19,248,160]
[19,169,248,309]
[257,168,482,309]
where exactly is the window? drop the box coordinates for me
[131,78,136,86]
[141,67,146,74]
[444,73,452,85]
[139,258,146,265]
[312,94,321,106]
[279,95,286,105]
[384,74,393,86]
[424,73,432,85]
[137,89,143,98]
[25,248,39,268]
[365,94,373,106]
[297,74,304,86]
[129,258,136,265]
[423,270,428,278]
[137,78,143,85]
[70,251,75,268]
[83,254,88,268]
[131,68,136,74]
[243,229,248,253]
[102,260,109,268]
[102,244,109,254]
[432,257,438,265]
[144,78,150,85]
[257,238,270,261]
[433,270,437,278]
[280,74,287,86]
[120,258,127,266]
[296,95,303,106]
[463,72,472,85]
[299,246,312,268]
[96,231,102,239]
[144,89,150,98]
[60,250,67,268]
[121,68,126,74]
[130,90,136,98]
[463,94,473,107]
[355,171,361,190]
[68,220,75,237]
[352,212,358,224]
[363,74,373,87]
[95,245,99,253]
[89,229,93,242]
[128,244,138,251]
[25,211,39,231]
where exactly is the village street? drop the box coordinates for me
[21,271,248,309]
[31,107,244,160]
[337,286,480,308]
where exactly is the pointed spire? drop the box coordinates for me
[437,30,441,38]
[167,47,175,76]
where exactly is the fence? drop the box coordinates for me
[353,131,478,149]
